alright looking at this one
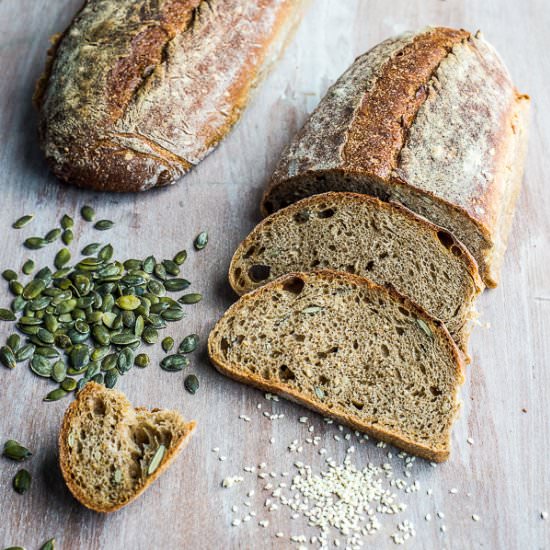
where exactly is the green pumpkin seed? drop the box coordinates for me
[35,267,53,283]
[13,214,34,229]
[18,316,42,326]
[302,306,324,315]
[37,328,55,344]
[134,353,150,368]
[22,259,35,275]
[104,369,118,388]
[40,538,56,550]
[142,256,155,273]
[1,346,17,369]
[3,440,32,461]
[34,347,60,359]
[98,244,114,262]
[162,308,185,322]
[173,250,187,265]
[45,228,62,242]
[111,332,140,346]
[61,229,73,245]
[162,259,180,276]
[142,326,158,344]
[55,334,72,349]
[81,205,95,222]
[76,378,88,392]
[92,373,104,384]
[162,337,174,353]
[2,269,18,281]
[13,469,31,494]
[61,214,74,229]
[0,308,16,321]
[184,374,199,395]
[147,279,166,296]
[116,295,141,311]
[124,259,143,271]
[160,354,189,372]
[15,344,35,362]
[24,237,48,250]
[194,231,208,250]
[29,296,51,311]
[117,348,134,374]
[82,243,101,256]
[178,293,202,305]
[7,334,21,352]
[164,278,191,292]
[61,377,77,392]
[153,263,167,281]
[51,360,67,383]
[314,387,325,400]
[92,325,110,346]
[91,346,110,362]
[30,355,52,377]
[70,344,90,369]
[416,318,433,338]
[94,219,114,231]
[54,248,71,270]
[147,445,166,475]
[22,279,45,300]
[44,388,68,402]
[9,280,24,296]
[11,296,26,313]
[179,334,199,354]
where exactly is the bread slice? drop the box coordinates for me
[229,192,483,352]
[209,271,464,461]
[59,382,196,513]
[261,27,530,287]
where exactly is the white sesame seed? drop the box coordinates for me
[449,488,458,494]
[219,456,226,462]
[437,512,445,519]
[231,519,241,527]
[222,476,243,488]
[275,532,284,538]
[440,525,447,533]
[541,511,548,520]
[232,505,238,512]
[309,425,315,432]
[467,437,474,445]
[212,447,219,453]
[299,416,308,423]
[472,514,480,522]
[259,520,269,527]
[243,515,251,522]
[425,514,432,521]
[270,437,275,444]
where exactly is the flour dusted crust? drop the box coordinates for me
[262,27,530,287]
[35,0,308,192]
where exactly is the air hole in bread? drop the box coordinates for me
[293,210,311,223]
[293,334,305,342]
[379,251,389,260]
[318,208,335,219]
[220,337,230,356]
[430,386,443,397]
[248,264,271,282]
[451,245,463,257]
[381,344,390,357]
[234,267,242,280]
[437,230,454,249]
[398,306,410,317]
[263,201,274,214]
[352,401,364,411]
[311,259,320,268]
[244,246,255,259]
[92,398,106,416]
[345,265,356,274]
[365,260,375,271]
[318,375,330,386]
[282,276,305,295]
[278,365,295,381]
[395,326,405,336]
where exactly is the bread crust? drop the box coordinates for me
[58,382,196,513]
[262,27,530,287]
[209,270,465,462]
[35,0,308,192]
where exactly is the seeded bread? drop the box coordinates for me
[34,0,307,192]
[229,192,483,352]
[59,382,196,513]
[209,271,465,461]
[261,27,530,287]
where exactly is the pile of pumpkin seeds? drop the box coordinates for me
[0,208,205,401]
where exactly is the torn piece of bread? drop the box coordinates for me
[59,382,196,513]
[209,271,464,461]
[229,192,483,352]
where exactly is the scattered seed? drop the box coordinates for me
[60,214,74,230]
[98,244,114,262]
[164,278,191,292]
[314,387,325,400]
[81,243,101,255]
[9,280,23,296]
[13,469,31,494]
[24,237,47,250]
[179,334,199,354]
[0,308,16,321]
[22,279,45,300]
[61,377,77,392]
[0,346,17,369]
[45,228,62,242]
[162,337,174,353]
[416,318,433,338]
[184,374,199,394]
[3,440,32,461]
[22,259,35,275]
[15,344,35,362]
[13,214,34,229]
[178,293,202,305]
[2,269,18,281]
[43,388,69,402]
[147,445,166,475]
[111,333,140,346]
[94,220,114,231]
[116,295,141,311]
[7,334,21,352]
[62,229,74,245]
[54,248,71,270]
[51,360,67,383]
[81,205,95,222]
[134,353,150,368]
[173,250,187,265]
[40,538,56,550]
[142,326,158,344]
[160,354,189,372]
[194,231,208,250]
[30,355,53,378]
[104,369,118,388]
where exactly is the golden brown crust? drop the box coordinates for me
[36,0,308,192]
[209,270,465,462]
[58,382,196,513]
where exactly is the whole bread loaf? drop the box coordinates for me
[59,382,196,513]
[34,0,307,192]
[209,271,465,461]
[229,192,483,351]
[262,27,530,287]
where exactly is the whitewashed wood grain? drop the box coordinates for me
[0,0,549,548]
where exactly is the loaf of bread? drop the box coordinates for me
[262,27,530,287]
[34,0,307,192]
[209,271,464,461]
[229,192,483,351]
[59,382,196,512]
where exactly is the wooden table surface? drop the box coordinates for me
[1,1,548,549]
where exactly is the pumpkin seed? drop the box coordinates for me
[13,214,34,229]
[81,243,101,256]
[13,469,31,494]
[162,308,185,321]
[117,348,134,374]
[179,334,199,354]
[61,377,77,392]
[35,347,60,359]
[164,278,191,292]
[125,259,143,271]
[178,293,202,305]
[162,259,180,276]
[62,229,74,245]
[81,205,95,222]
[160,354,189,372]
[29,296,51,311]
[416,318,433,338]
[45,228,62,242]
[11,296,26,313]
[54,248,71,270]
[101,353,117,372]
[22,259,35,275]
[40,538,56,550]
[9,280,24,296]
[98,244,114,262]
[24,237,47,250]
[2,269,18,281]
[22,279,45,300]
[194,231,208,250]
[7,334,21,352]
[0,346,16,369]
[61,214,74,229]
[51,360,67,383]
[0,308,16,321]
[153,263,167,280]
[3,440,32,461]
[104,369,118,388]
[37,328,54,344]
[134,353,150,368]
[147,445,166,475]
[184,374,199,394]
[142,256,155,273]
[142,326,158,344]
[94,219,114,231]
[92,373,104,384]
[302,306,324,315]
[76,377,88,392]
[44,388,68,402]
[162,337,174,353]
[15,344,35,362]
[116,295,141,311]
[70,344,90,369]
[173,250,187,265]
[111,333,140,346]
[314,387,325,399]
[30,355,52,377]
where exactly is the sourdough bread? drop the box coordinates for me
[35,0,308,192]
[59,382,196,513]
[209,271,465,461]
[229,192,483,351]
[262,27,530,287]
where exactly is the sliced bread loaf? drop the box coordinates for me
[229,192,483,351]
[209,271,464,461]
[261,27,530,287]
[59,382,196,513]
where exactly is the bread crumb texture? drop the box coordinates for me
[59,382,195,512]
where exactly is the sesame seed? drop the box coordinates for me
[467,437,474,445]
[222,476,243,488]
[275,532,284,538]
[472,514,480,522]
[541,511,548,520]
[449,488,458,494]
[299,416,308,423]
[437,512,445,519]
[212,447,219,453]
[259,520,269,527]
[440,525,447,533]
[425,514,432,521]
[219,456,227,462]
[231,519,241,527]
